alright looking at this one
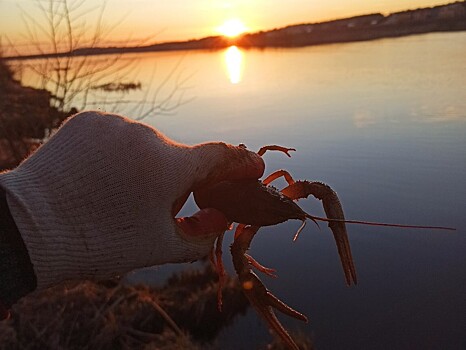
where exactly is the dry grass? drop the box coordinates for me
[0,265,249,350]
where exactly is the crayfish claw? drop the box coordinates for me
[320,188,357,286]
[232,225,307,350]
[242,272,306,350]
[245,253,278,278]
[282,181,358,286]
[265,290,308,322]
[333,223,357,286]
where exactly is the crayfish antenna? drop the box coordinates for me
[308,216,456,231]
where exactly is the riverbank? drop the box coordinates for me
[0,265,257,350]
[0,61,73,170]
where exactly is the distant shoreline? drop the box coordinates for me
[4,1,466,61]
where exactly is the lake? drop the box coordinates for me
[18,31,466,349]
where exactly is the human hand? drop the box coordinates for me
[0,111,264,288]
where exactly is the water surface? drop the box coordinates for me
[20,32,466,349]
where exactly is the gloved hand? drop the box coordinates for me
[0,111,264,289]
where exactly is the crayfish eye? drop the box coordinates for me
[238,143,247,149]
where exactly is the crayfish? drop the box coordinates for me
[194,145,454,350]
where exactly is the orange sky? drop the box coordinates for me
[0,0,455,52]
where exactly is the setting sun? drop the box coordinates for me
[217,18,248,38]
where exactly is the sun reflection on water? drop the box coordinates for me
[224,46,244,84]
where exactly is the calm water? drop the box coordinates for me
[21,32,466,349]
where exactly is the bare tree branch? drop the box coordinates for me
[2,0,192,169]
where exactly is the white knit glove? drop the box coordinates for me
[0,111,264,289]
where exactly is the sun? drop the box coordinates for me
[217,19,248,38]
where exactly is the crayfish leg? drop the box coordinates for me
[258,145,296,158]
[234,223,246,240]
[213,233,226,311]
[263,169,296,186]
[293,220,308,241]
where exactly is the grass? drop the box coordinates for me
[0,265,249,350]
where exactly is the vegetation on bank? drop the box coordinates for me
[0,263,313,349]
[0,265,247,350]
[0,61,73,170]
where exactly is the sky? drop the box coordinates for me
[0,0,455,53]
